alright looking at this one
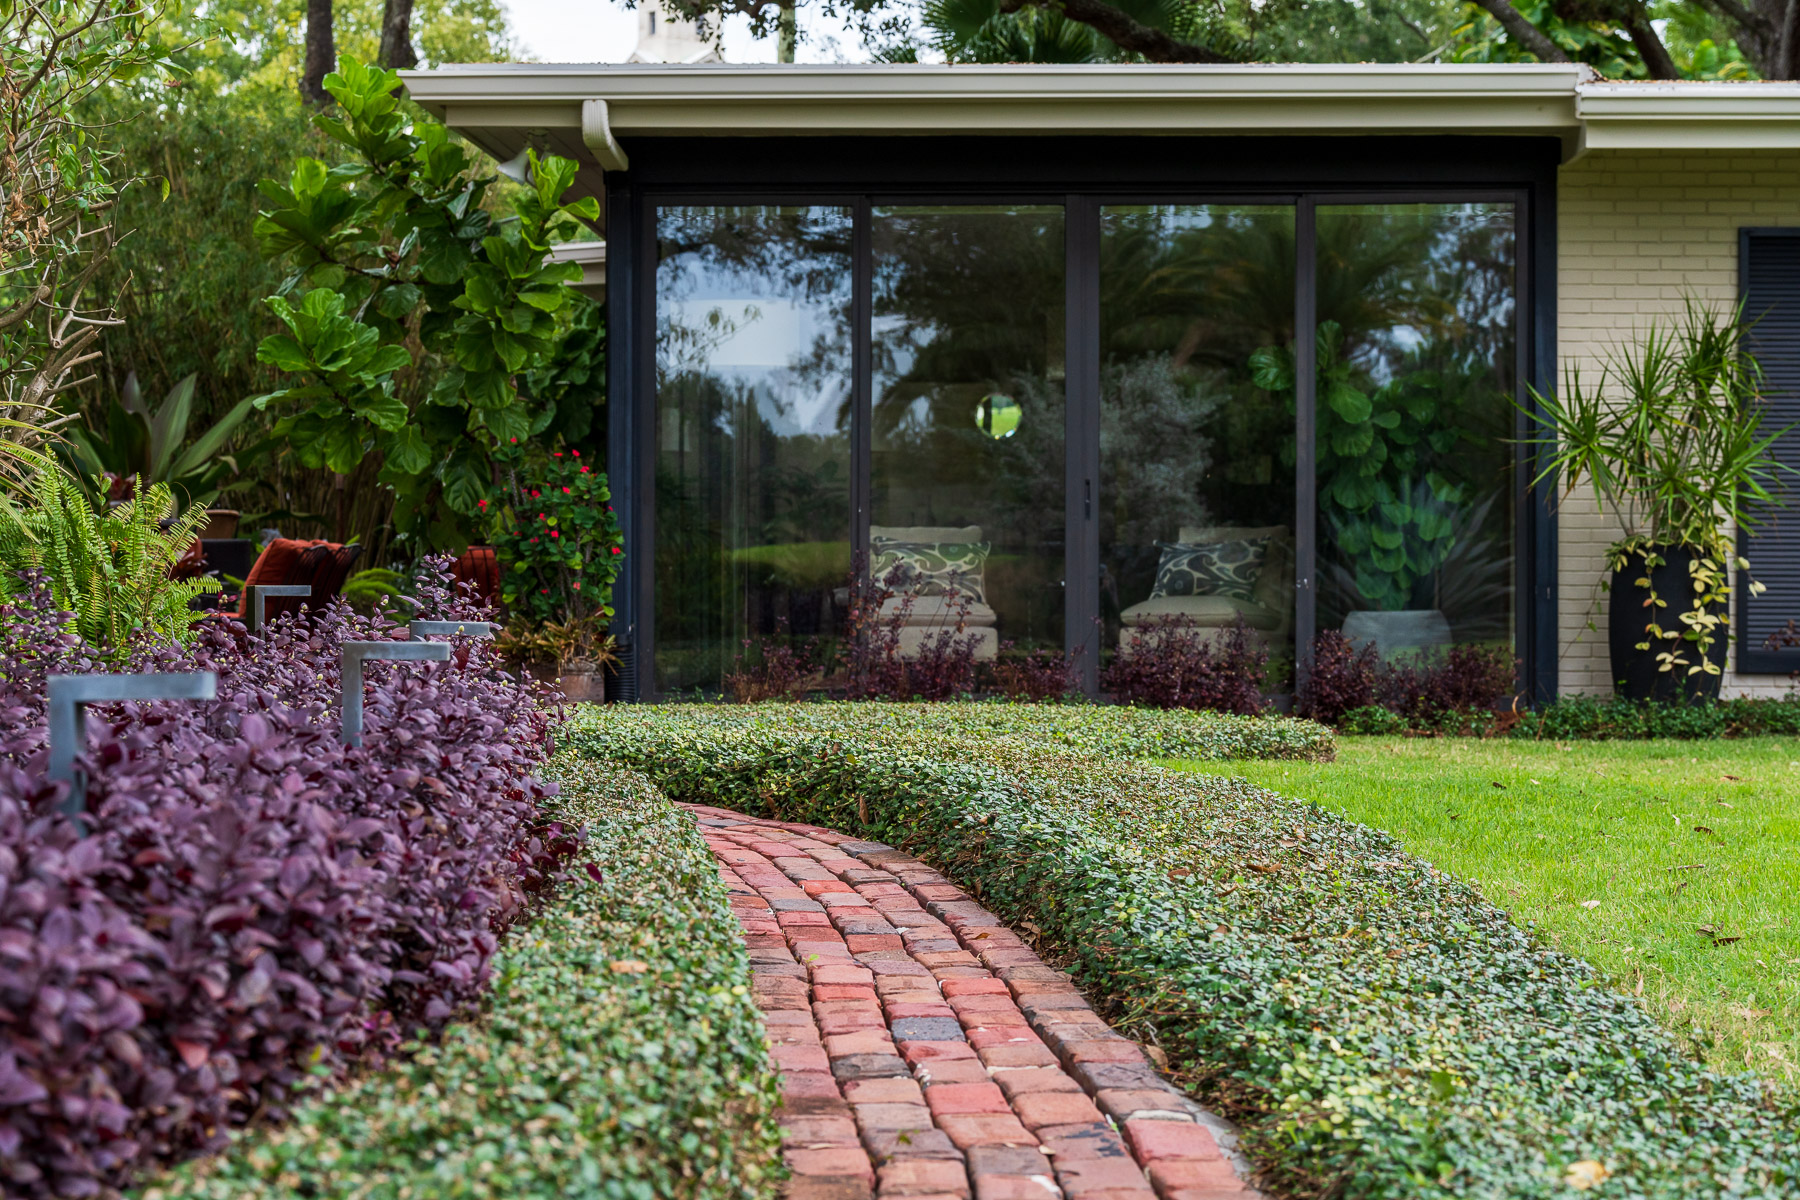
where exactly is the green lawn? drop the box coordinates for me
[1172,736,1800,1088]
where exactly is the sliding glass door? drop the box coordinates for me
[1312,203,1517,663]
[644,194,1526,698]
[653,205,854,696]
[1097,205,1298,686]
[871,206,1067,658]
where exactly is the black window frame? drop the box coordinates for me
[607,135,1561,703]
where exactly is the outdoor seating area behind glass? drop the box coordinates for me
[652,197,1520,699]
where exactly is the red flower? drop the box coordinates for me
[553,451,563,458]
[538,513,546,520]
[572,581,581,590]
[550,530,559,538]
[572,449,580,457]
[562,486,571,494]
[530,537,539,543]
[477,499,488,508]
[580,466,590,473]
[611,546,622,555]
[510,437,518,443]
[531,490,540,498]
[541,588,549,594]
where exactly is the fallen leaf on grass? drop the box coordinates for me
[1143,1044,1169,1070]
[1565,1160,1611,1190]
[609,959,649,974]
[1722,774,1741,781]
[1247,862,1280,875]
[1693,826,1716,835]
[1713,935,1743,946]
[1581,900,1601,909]
[1491,781,1506,789]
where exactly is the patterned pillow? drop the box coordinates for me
[871,538,990,604]
[1150,538,1270,603]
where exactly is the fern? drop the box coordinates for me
[0,471,219,660]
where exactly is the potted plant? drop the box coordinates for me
[488,444,625,702]
[1527,296,1792,702]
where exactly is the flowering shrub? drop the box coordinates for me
[0,559,568,1196]
[1101,616,1267,715]
[491,447,624,626]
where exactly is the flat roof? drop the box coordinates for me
[400,62,1800,183]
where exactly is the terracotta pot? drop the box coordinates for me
[200,509,241,540]
[559,671,604,703]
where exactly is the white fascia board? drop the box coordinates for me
[402,62,1591,142]
[1578,81,1800,149]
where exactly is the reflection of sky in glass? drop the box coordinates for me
[656,207,851,441]
[1328,203,1515,390]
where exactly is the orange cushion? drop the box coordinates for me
[235,538,319,617]
[451,545,499,604]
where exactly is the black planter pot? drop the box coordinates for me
[1608,545,1727,704]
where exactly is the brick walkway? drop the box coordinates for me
[690,804,1260,1200]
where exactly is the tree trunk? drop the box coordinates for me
[302,0,335,105]
[380,0,419,70]
[777,0,797,62]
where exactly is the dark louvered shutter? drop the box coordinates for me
[1738,228,1800,675]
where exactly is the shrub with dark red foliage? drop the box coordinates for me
[1378,642,1517,723]
[991,644,1080,702]
[1298,632,1517,729]
[1101,617,1266,715]
[0,559,568,1197]
[842,570,983,701]
[1296,629,1379,726]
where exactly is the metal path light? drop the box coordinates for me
[407,620,495,640]
[47,672,218,817]
[339,641,452,747]
[245,584,312,632]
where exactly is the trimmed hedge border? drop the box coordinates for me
[567,707,1799,1199]
[143,761,782,1200]
[566,700,1336,763]
[1511,695,1800,740]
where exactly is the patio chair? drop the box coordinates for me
[1117,524,1293,654]
[233,538,363,622]
[870,524,999,661]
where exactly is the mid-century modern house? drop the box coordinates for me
[402,63,1800,703]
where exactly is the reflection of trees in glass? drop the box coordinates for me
[653,206,854,692]
[1294,205,1516,636]
[1099,208,1296,533]
[871,207,1067,646]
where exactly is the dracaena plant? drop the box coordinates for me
[250,55,599,550]
[1525,295,1795,678]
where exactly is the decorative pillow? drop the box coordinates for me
[1150,538,1270,603]
[871,537,990,604]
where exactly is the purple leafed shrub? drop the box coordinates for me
[841,570,983,702]
[1101,616,1267,715]
[0,559,569,1197]
[1298,631,1516,728]
[1296,629,1379,725]
[991,644,1080,702]
[1378,642,1517,722]
[726,619,819,703]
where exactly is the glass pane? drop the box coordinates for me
[871,205,1066,656]
[1098,205,1298,688]
[654,205,853,696]
[1313,203,1517,662]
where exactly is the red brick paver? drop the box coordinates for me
[691,804,1261,1200]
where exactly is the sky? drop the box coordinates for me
[503,0,886,64]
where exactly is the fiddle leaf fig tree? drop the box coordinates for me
[1525,296,1793,678]
[251,55,599,548]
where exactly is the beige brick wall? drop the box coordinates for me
[1555,149,1800,698]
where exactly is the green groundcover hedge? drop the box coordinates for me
[143,761,781,1200]
[1511,695,1800,740]
[567,706,1799,1200]
[566,700,1336,763]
